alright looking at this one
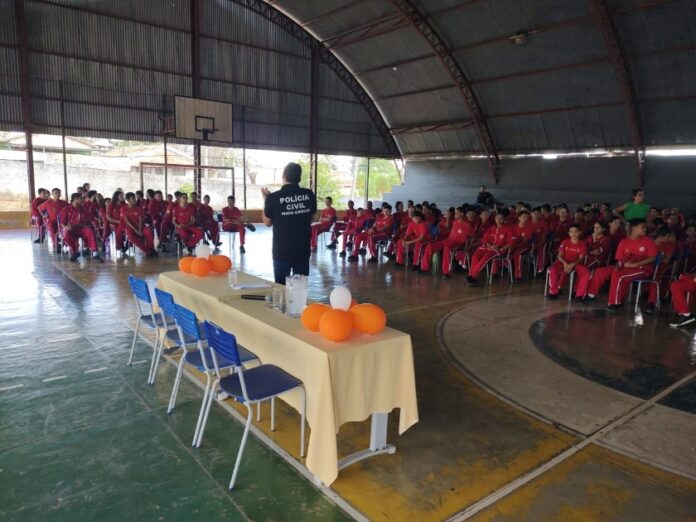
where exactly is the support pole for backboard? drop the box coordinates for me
[365,157,370,207]
[190,0,202,195]
[59,81,68,196]
[15,0,35,205]
[163,135,169,196]
[241,106,247,209]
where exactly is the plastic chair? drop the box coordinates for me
[544,266,576,302]
[629,253,664,313]
[127,275,167,367]
[202,321,306,490]
[167,304,258,448]
[488,250,514,284]
[148,288,195,385]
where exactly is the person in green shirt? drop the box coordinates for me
[613,189,649,221]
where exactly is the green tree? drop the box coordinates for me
[354,158,401,200]
[177,182,194,195]
[297,155,342,202]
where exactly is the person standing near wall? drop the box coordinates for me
[613,189,649,221]
[262,162,317,284]
[476,185,494,206]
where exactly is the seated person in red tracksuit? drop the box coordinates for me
[642,227,677,314]
[105,190,126,252]
[310,197,337,251]
[394,211,432,268]
[58,193,103,263]
[159,191,181,249]
[607,216,626,253]
[120,192,157,257]
[683,224,696,272]
[529,206,550,276]
[550,206,573,255]
[584,221,612,269]
[327,200,356,250]
[148,190,167,241]
[585,218,658,311]
[198,195,222,248]
[365,200,376,219]
[438,207,455,238]
[38,188,69,252]
[547,224,590,300]
[669,270,696,327]
[172,193,204,255]
[339,207,370,258]
[31,188,49,243]
[386,204,412,258]
[222,195,255,254]
[420,207,474,278]
[466,212,513,286]
[348,205,394,263]
[509,210,535,281]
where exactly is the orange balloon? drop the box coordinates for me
[209,255,232,273]
[301,303,332,332]
[191,257,212,277]
[349,299,359,309]
[318,309,354,342]
[179,256,195,273]
[349,303,387,335]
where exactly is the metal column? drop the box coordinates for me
[59,81,68,196]
[365,157,370,207]
[309,45,320,193]
[15,0,35,204]
[190,0,202,194]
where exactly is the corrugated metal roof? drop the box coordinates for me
[0,0,17,45]
[2,0,695,158]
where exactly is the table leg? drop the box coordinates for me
[337,412,397,471]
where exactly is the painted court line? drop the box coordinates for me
[42,375,67,383]
[448,369,696,521]
[84,367,108,374]
[130,360,148,365]
[0,384,24,392]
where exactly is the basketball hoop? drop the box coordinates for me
[195,116,217,141]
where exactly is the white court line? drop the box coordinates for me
[0,384,24,392]
[42,375,67,383]
[447,369,696,521]
[84,367,108,374]
[130,360,148,365]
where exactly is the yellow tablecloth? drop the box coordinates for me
[157,270,419,485]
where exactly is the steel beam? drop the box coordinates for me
[325,14,410,50]
[309,46,320,193]
[302,0,369,28]
[588,0,645,186]
[234,0,400,158]
[387,0,498,182]
[191,0,202,194]
[15,0,35,204]
[390,119,475,135]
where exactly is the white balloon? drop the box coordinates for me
[330,286,352,311]
[195,244,211,259]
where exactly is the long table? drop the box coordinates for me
[157,270,419,486]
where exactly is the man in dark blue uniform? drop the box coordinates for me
[262,163,318,284]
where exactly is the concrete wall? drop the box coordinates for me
[383,156,696,214]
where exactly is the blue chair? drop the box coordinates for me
[149,288,199,386]
[202,321,306,490]
[127,275,170,368]
[168,305,259,448]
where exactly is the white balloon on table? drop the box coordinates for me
[329,286,352,311]
[195,244,211,259]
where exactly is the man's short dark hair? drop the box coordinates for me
[568,224,582,232]
[325,196,333,203]
[284,162,302,184]
[125,192,136,201]
[70,192,81,202]
[628,218,646,227]
[655,226,670,238]
[412,210,423,219]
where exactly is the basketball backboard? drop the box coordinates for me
[174,96,233,143]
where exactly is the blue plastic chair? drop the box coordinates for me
[127,275,170,368]
[168,305,259,448]
[149,288,202,386]
[202,321,306,490]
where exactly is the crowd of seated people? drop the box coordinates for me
[30,183,255,262]
[312,189,696,327]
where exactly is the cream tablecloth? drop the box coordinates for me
[157,270,419,485]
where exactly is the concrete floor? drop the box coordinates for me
[1,228,694,521]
